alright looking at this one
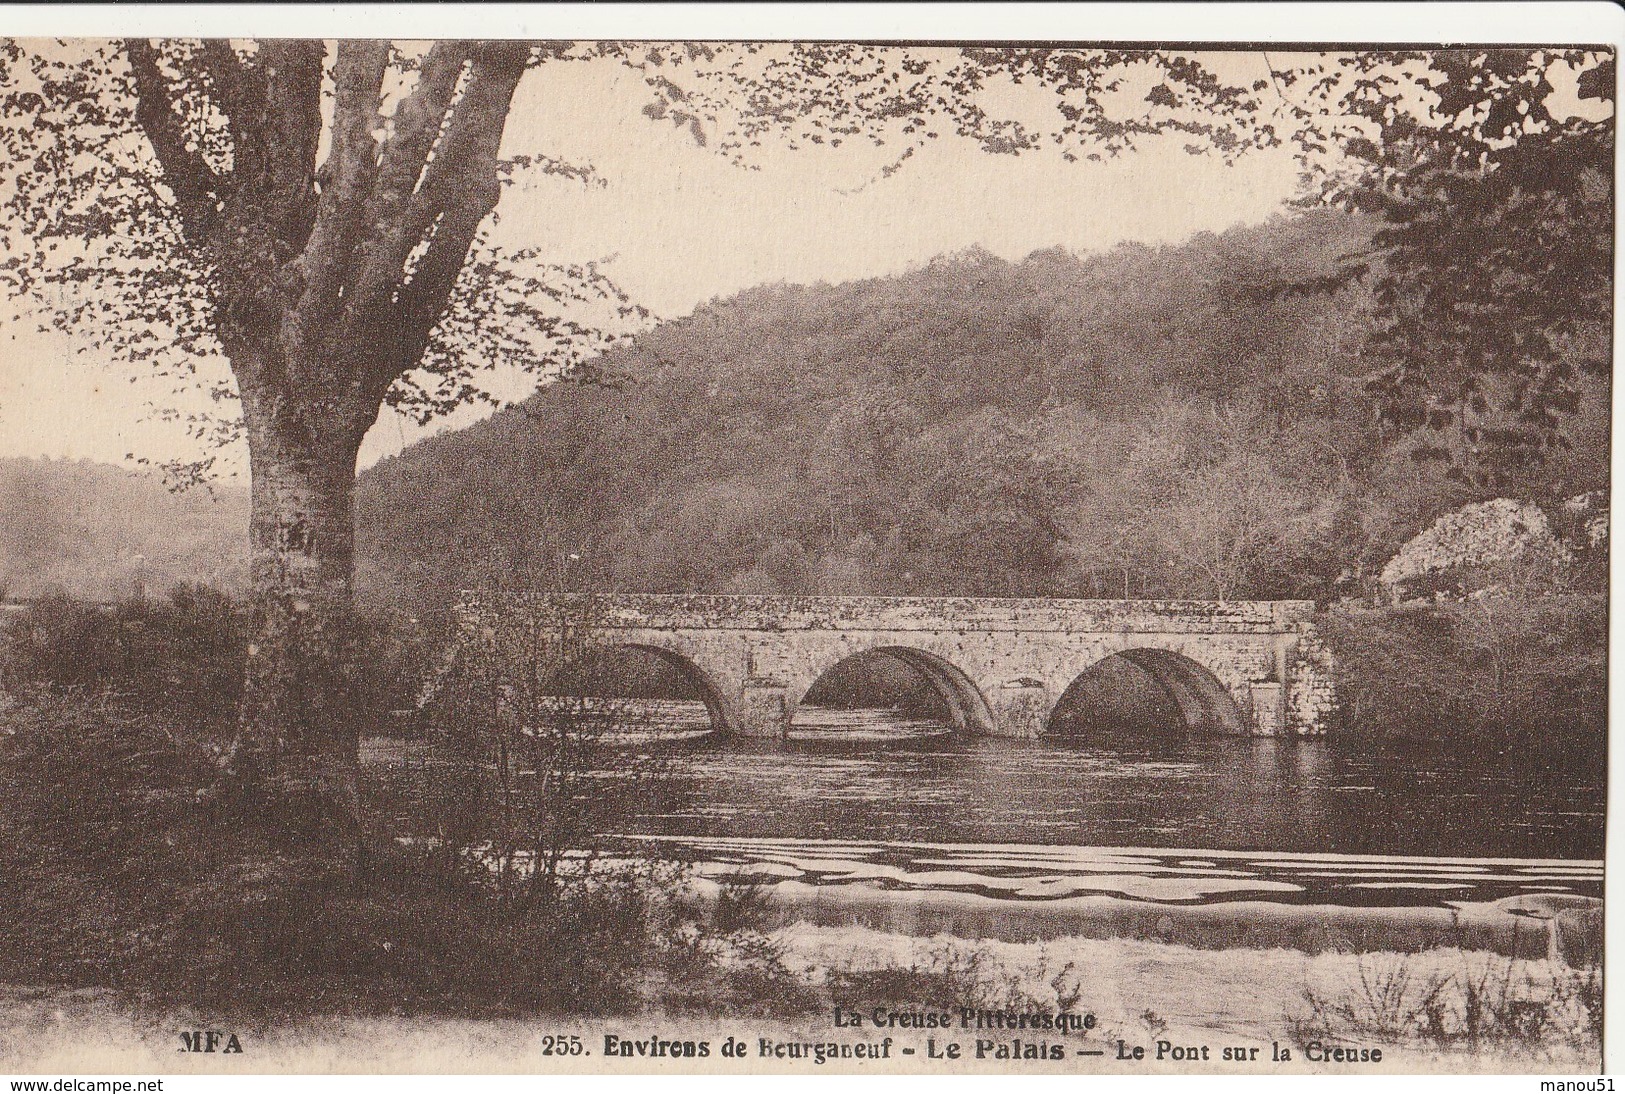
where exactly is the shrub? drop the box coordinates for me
[1318,596,1606,751]
[657,874,822,1018]
[828,940,1086,1018]
[0,584,414,733]
[414,591,672,910]
[0,691,231,990]
[0,585,246,723]
[1293,949,1601,1060]
[135,850,683,1014]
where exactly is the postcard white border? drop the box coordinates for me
[0,2,1617,1089]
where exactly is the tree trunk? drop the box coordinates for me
[228,397,367,856]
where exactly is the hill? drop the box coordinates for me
[355,210,1608,616]
[0,457,247,601]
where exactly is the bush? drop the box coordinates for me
[657,874,822,1018]
[0,585,246,723]
[414,591,674,909]
[828,940,1085,1018]
[1318,595,1606,751]
[135,851,682,1014]
[1293,949,1601,1059]
[0,584,427,731]
[0,691,231,990]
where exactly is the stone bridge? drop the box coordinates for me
[453,593,1336,739]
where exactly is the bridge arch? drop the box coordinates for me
[549,640,733,735]
[790,644,997,737]
[1046,646,1245,737]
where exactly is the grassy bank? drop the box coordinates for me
[0,685,815,1019]
[1,925,1600,1074]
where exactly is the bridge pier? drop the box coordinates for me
[1248,681,1286,736]
[735,678,791,737]
[991,680,1049,739]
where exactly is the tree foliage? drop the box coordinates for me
[1270,49,1614,484]
[626,44,1276,175]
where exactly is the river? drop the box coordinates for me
[363,699,1605,911]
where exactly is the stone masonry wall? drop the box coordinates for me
[456,594,1336,738]
[537,593,1317,635]
[1285,626,1337,736]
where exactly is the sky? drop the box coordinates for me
[0,46,1322,475]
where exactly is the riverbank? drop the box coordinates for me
[1,923,1599,1074]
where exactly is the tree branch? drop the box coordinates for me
[369,42,471,222]
[297,39,390,320]
[256,40,326,243]
[123,39,224,240]
[347,43,530,401]
[391,43,530,262]
[199,38,260,176]
[337,42,472,330]
[384,183,499,379]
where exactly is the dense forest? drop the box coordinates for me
[7,212,1601,620]
[355,209,1608,617]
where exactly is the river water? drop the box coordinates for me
[364,700,1605,910]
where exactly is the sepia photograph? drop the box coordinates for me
[0,3,1614,1082]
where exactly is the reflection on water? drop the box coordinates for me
[363,699,1605,909]
[787,706,957,742]
[597,701,1603,861]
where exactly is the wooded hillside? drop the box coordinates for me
[355,210,1608,615]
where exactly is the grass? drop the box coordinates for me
[827,939,1086,1017]
[1292,948,1602,1061]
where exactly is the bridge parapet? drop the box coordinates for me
[480,593,1316,635]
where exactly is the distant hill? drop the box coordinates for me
[350,209,1603,615]
[0,457,247,601]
